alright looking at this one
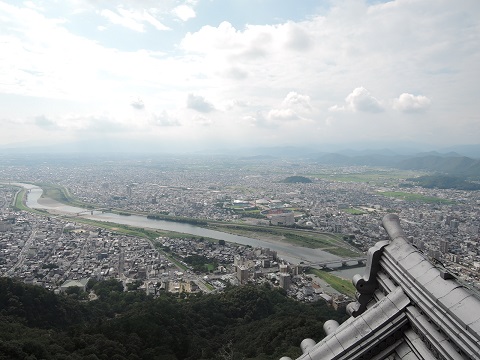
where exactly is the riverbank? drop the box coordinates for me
[7,182,365,296]
[208,223,361,257]
[24,183,362,258]
[12,182,365,263]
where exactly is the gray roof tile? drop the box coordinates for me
[407,305,422,319]
[388,287,410,311]
[468,317,480,338]
[401,352,421,360]
[381,297,399,320]
[405,331,437,360]
[438,286,471,309]
[450,295,480,328]
[415,267,439,287]
[407,259,436,283]
[324,334,345,357]
[335,316,354,333]
[395,342,412,358]
[423,276,461,299]
[352,315,373,337]
[384,238,403,254]
[302,340,334,360]
[334,324,363,351]
[378,270,396,290]
[385,239,417,263]
[397,251,424,271]
[361,299,391,329]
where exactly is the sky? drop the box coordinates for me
[1,0,479,153]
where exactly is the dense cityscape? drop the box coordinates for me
[1,154,479,304]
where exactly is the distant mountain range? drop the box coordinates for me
[397,155,480,175]
[314,152,408,167]
[1,140,480,176]
[3,140,480,158]
[314,153,480,177]
[233,146,480,178]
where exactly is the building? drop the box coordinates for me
[440,239,449,254]
[236,265,249,284]
[60,278,90,293]
[280,214,480,360]
[279,273,291,290]
[270,212,295,226]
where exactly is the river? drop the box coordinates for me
[18,183,355,267]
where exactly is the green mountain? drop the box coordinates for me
[283,176,313,183]
[398,155,480,177]
[405,175,480,190]
[0,278,344,360]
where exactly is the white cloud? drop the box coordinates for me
[224,67,248,80]
[266,92,313,123]
[285,22,312,51]
[223,99,248,111]
[181,21,244,53]
[331,87,384,113]
[0,0,479,149]
[192,114,212,126]
[173,5,196,21]
[328,105,344,113]
[100,8,145,32]
[99,7,169,32]
[150,111,180,126]
[187,94,214,113]
[0,2,183,104]
[23,1,44,12]
[30,113,131,133]
[34,115,59,130]
[242,112,272,128]
[130,98,145,110]
[140,9,170,31]
[241,115,258,127]
[282,92,312,112]
[267,108,298,122]
[393,93,431,113]
[346,87,383,113]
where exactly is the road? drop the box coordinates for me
[5,228,37,276]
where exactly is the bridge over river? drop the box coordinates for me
[17,183,366,268]
[75,208,112,216]
[305,257,367,269]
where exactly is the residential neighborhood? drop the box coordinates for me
[1,156,479,302]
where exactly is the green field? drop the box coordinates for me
[37,183,96,209]
[17,182,361,258]
[312,170,423,185]
[378,191,453,204]
[13,188,27,210]
[342,208,367,215]
[209,223,361,257]
[40,185,69,203]
[12,187,49,215]
[308,268,356,298]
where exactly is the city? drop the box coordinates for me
[1,0,479,358]
[1,154,479,304]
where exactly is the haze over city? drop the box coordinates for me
[1,0,479,153]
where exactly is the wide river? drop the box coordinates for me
[16,183,357,268]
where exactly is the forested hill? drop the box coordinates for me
[405,175,480,190]
[397,155,480,177]
[282,176,313,183]
[0,277,344,360]
[314,152,480,177]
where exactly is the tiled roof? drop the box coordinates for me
[280,214,480,360]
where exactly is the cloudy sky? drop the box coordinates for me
[1,0,479,153]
